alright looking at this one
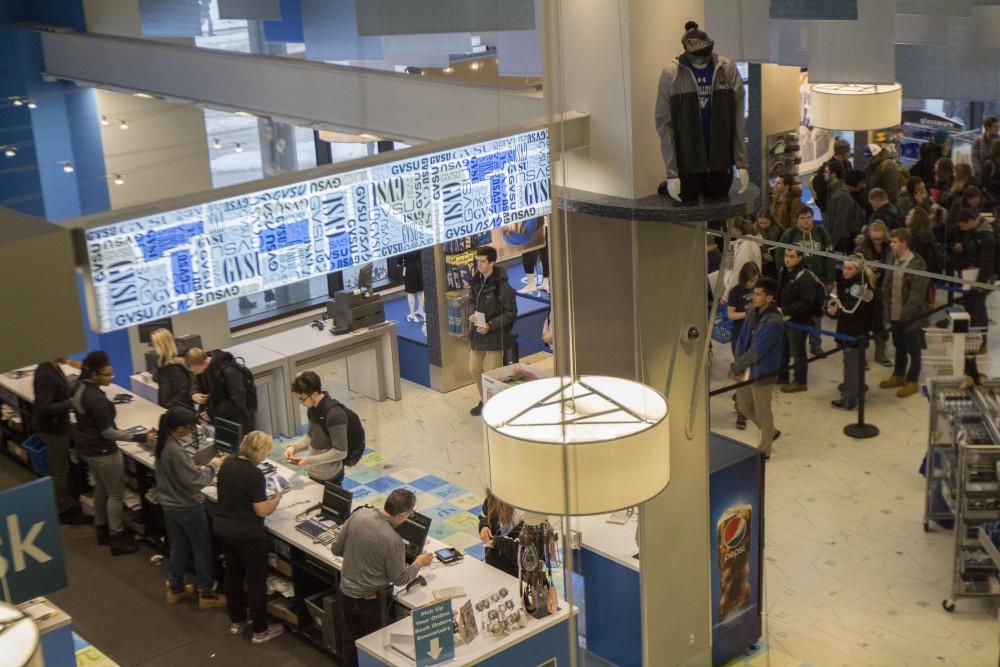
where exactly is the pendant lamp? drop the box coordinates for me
[483,375,669,516]
[0,602,43,667]
[809,83,902,130]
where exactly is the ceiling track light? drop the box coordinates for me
[100,115,110,126]
[112,174,125,185]
[25,100,37,109]
[61,161,74,173]
[212,138,221,149]
[11,98,23,106]
[443,67,454,74]
[118,120,129,130]
[234,142,243,152]
[3,146,15,158]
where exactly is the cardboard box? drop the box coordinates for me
[482,362,550,403]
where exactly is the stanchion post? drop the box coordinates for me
[844,334,879,439]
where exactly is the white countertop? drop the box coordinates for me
[225,340,289,370]
[570,513,640,573]
[0,364,79,403]
[357,598,575,666]
[251,321,395,359]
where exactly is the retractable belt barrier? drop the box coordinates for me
[710,301,956,440]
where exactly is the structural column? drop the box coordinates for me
[542,1,756,664]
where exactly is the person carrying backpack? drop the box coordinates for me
[185,347,257,434]
[284,371,350,486]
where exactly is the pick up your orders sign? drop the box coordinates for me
[80,129,551,333]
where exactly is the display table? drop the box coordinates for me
[357,605,575,667]
[250,320,401,435]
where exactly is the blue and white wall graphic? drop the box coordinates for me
[81,129,550,333]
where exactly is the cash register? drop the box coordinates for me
[328,263,385,334]
[296,482,353,546]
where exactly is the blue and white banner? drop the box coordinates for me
[82,129,550,332]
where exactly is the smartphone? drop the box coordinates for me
[435,547,463,564]
[126,426,147,434]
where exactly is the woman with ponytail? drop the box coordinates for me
[154,406,226,609]
[826,256,878,410]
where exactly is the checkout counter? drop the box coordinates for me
[1,366,575,666]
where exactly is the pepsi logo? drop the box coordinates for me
[722,515,747,548]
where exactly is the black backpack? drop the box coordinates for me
[223,357,258,413]
[798,268,827,319]
[330,399,366,467]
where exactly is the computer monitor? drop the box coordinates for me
[213,417,242,455]
[138,318,172,344]
[357,262,374,295]
[395,511,431,564]
[320,482,353,525]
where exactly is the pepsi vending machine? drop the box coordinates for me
[709,433,764,665]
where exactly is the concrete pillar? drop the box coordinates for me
[541,1,755,664]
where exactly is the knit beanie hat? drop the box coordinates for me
[682,21,714,58]
[933,128,950,145]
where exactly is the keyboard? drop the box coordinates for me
[296,519,339,546]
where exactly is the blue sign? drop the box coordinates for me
[0,478,67,604]
[412,598,455,667]
[81,128,550,333]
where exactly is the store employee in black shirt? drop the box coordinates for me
[72,351,155,556]
[33,357,85,524]
[214,431,285,645]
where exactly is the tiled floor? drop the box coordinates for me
[310,294,1000,666]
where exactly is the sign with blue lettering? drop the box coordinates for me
[0,478,67,604]
[412,598,455,667]
[80,129,550,332]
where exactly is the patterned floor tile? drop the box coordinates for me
[348,486,375,502]
[423,502,465,522]
[359,451,386,466]
[441,531,481,552]
[431,483,467,501]
[346,467,381,484]
[366,475,403,493]
[410,474,451,492]
[429,521,459,541]
[387,467,428,483]
[449,492,483,511]
[444,512,481,532]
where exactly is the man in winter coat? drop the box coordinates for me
[972,116,999,182]
[912,129,950,187]
[824,160,864,254]
[865,144,901,205]
[778,209,835,355]
[868,188,901,230]
[185,348,256,434]
[770,174,804,230]
[813,138,853,214]
[952,209,996,351]
[467,246,517,416]
[879,229,930,398]
[778,249,822,393]
[730,277,784,458]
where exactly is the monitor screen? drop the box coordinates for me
[138,318,172,343]
[214,418,241,454]
[395,511,431,563]
[321,482,354,524]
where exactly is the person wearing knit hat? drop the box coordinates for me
[655,21,749,202]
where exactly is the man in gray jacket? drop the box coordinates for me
[283,371,348,485]
[879,228,930,398]
[824,161,863,254]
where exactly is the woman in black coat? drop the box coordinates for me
[150,328,192,408]
[478,488,522,578]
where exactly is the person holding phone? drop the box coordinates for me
[478,488,522,577]
[72,350,156,556]
[466,246,517,416]
[214,431,285,645]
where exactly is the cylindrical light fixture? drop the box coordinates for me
[0,602,43,667]
[483,375,669,515]
[810,83,902,130]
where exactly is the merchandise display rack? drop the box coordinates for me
[924,378,1000,612]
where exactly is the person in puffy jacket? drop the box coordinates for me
[730,277,784,458]
[467,245,517,416]
[953,209,996,352]
[185,347,255,433]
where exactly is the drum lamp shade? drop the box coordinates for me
[810,83,902,130]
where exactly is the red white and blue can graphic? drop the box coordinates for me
[717,503,752,620]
